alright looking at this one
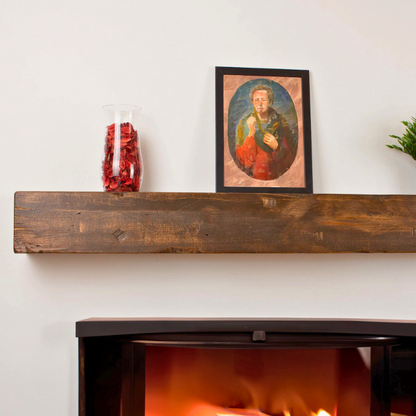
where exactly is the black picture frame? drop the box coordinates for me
[216,66,313,194]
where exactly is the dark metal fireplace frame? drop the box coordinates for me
[76,319,416,416]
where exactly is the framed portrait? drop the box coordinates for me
[216,67,313,193]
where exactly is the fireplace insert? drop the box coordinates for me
[76,319,416,416]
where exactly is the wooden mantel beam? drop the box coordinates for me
[13,192,416,254]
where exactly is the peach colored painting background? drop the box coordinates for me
[223,74,305,188]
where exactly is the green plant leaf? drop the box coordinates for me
[387,115,416,159]
[386,144,404,152]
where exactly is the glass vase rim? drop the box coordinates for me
[103,104,142,112]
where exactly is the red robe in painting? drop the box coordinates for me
[235,109,295,181]
[236,133,279,180]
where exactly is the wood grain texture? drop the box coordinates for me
[13,191,416,254]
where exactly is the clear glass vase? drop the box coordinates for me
[102,104,143,192]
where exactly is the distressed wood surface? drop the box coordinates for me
[13,191,416,253]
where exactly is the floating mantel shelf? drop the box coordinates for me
[14,191,416,254]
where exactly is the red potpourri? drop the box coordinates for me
[102,122,142,192]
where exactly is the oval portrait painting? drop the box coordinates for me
[228,79,298,181]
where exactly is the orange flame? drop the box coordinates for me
[145,346,368,416]
[216,410,331,416]
[311,410,331,416]
[215,409,331,416]
[216,410,270,416]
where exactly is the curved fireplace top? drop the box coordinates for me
[75,318,416,339]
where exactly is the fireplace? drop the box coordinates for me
[76,319,416,416]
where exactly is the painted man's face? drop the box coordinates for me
[252,90,269,115]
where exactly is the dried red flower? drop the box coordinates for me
[102,122,142,192]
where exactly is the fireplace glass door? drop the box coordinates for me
[114,334,395,416]
[145,346,371,416]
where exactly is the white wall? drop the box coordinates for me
[1,0,416,415]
